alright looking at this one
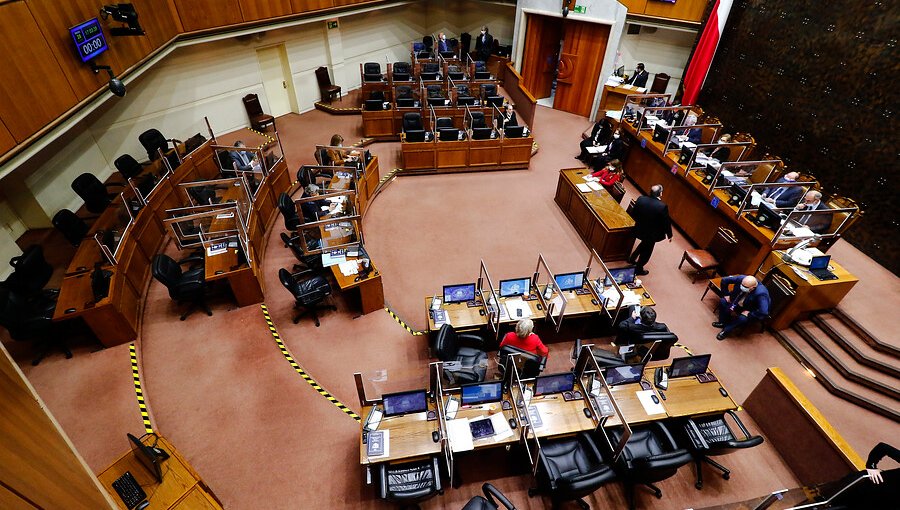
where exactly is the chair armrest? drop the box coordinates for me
[177,255,205,266]
[684,418,710,450]
[377,463,389,498]
[457,333,485,348]
[482,483,515,510]
[725,410,753,438]
[430,456,442,492]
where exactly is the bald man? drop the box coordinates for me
[794,190,832,234]
[713,275,770,340]
[762,171,804,209]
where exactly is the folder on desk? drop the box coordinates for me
[586,144,607,154]
[447,419,475,452]
[504,298,532,319]
[366,430,389,458]
[490,413,514,441]
[586,181,603,191]
[576,183,591,193]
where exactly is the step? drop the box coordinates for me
[811,314,900,379]
[773,328,900,422]
[793,321,899,402]
[830,308,900,359]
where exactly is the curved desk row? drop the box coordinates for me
[363,104,498,139]
[401,135,533,174]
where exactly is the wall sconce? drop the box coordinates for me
[100,3,145,36]
[91,63,126,97]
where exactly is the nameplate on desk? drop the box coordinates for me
[671,164,679,174]
[215,212,234,219]
[207,244,228,256]
[640,138,647,148]
[710,196,721,208]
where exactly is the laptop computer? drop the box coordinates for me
[808,255,838,281]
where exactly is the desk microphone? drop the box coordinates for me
[783,234,821,266]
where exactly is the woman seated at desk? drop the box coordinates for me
[590,159,624,190]
[326,134,360,166]
[709,133,732,161]
[500,319,549,358]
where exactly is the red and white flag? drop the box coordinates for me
[682,0,734,105]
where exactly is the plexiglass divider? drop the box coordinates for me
[619,94,672,124]
[734,181,815,217]
[507,356,543,478]
[574,346,632,463]
[533,254,568,332]
[477,260,501,341]
[585,249,625,324]
[770,207,857,246]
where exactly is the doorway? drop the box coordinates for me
[256,44,298,117]
[520,14,610,117]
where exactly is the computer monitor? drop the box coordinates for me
[443,283,476,303]
[381,389,428,416]
[809,254,831,271]
[438,128,460,141]
[603,266,636,286]
[460,381,503,405]
[440,50,456,58]
[127,433,167,483]
[604,362,646,387]
[755,201,783,231]
[364,99,383,111]
[427,96,446,106]
[668,354,712,378]
[699,164,719,185]
[504,125,525,138]
[679,145,696,165]
[652,124,670,143]
[473,71,491,80]
[456,95,475,106]
[413,42,425,52]
[499,277,530,298]
[729,183,748,204]
[486,95,504,107]
[533,372,575,396]
[554,271,584,292]
[636,331,678,361]
[396,97,415,108]
[471,127,493,140]
[614,65,625,77]
[404,129,426,143]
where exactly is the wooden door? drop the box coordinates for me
[554,19,610,117]
[520,14,563,100]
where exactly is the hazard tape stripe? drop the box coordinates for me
[129,343,154,435]
[674,342,693,355]
[385,306,426,336]
[260,304,360,421]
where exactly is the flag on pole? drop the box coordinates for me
[682,0,734,105]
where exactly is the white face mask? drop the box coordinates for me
[740,284,752,293]
[613,133,620,139]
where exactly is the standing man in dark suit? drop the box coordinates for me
[626,63,649,88]
[437,32,450,53]
[762,171,804,208]
[794,190,832,234]
[713,275,770,340]
[628,184,673,275]
[475,26,493,62]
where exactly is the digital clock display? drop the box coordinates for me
[69,18,108,63]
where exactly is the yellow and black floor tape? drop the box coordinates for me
[674,342,693,355]
[129,343,154,435]
[385,306,426,336]
[260,305,360,422]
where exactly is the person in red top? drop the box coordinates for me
[590,159,624,190]
[499,319,549,357]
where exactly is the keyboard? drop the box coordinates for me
[111,471,147,509]
[810,267,838,281]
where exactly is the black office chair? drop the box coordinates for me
[278,192,302,232]
[457,84,471,97]
[435,117,453,130]
[297,165,333,189]
[363,62,383,82]
[139,128,178,162]
[683,410,764,489]
[433,324,488,385]
[482,84,497,99]
[423,35,433,51]
[470,112,486,129]
[71,173,120,214]
[426,84,443,98]
[114,154,144,180]
[370,90,385,102]
[0,287,68,366]
[396,85,413,99]
[421,62,440,80]
[529,432,617,509]
[376,456,442,509]
[571,338,627,369]
[52,209,90,247]
[447,65,464,80]
[605,422,694,510]
[403,112,424,132]
[279,268,335,327]
[6,245,53,298]
[462,483,516,510]
[151,253,211,321]
[499,344,545,378]
[393,62,411,81]
[281,233,322,272]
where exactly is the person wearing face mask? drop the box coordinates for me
[475,26,493,62]
[437,32,450,53]
[762,171,804,208]
[592,129,626,169]
[793,190,832,234]
[578,118,612,161]
[713,275,770,340]
[709,133,732,161]
[590,159,624,189]
[626,63,649,88]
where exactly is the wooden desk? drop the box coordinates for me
[359,406,441,465]
[400,135,534,174]
[759,251,858,330]
[555,168,636,261]
[599,84,641,111]
[97,435,222,510]
[644,365,737,418]
[527,393,596,438]
[330,258,384,315]
[361,107,395,139]
[53,267,140,346]
[204,248,263,307]
[425,298,487,332]
[447,393,519,451]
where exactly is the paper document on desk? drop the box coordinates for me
[786,225,815,238]
[576,183,591,193]
[504,298,532,319]
[447,419,475,452]
[606,110,623,119]
[601,287,623,306]
[586,144,607,154]
[749,191,762,206]
[636,390,666,415]
[620,290,642,307]
[490,413,514,441]
[586,181,603,191]
[321,252,346,267]
[338,260,358,276]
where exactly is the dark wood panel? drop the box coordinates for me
[642,0,707,22]
[173,0,242,31]
[131,0,183,48]
[291,0,333,12]
[520,14,562,100]
[239,0,293,21]
[0,2,79,142]
[0,120,15,154]
[554,19,609,117]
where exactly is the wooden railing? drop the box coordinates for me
[501,62,538,131]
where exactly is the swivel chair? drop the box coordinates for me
[277,192,302,232]
[426,84,443,98]
[396,85,413,99]
[683,410,764,489]
[470,112,486,129]
[279,268,335,327]
[114,154,144,179]
[528,432,617,509]
[6,245,53,297]
[392,62,411,81]
[499,344,545,378]
[138,128,180,163]
[456,84,471,98]
[0,287,69,366]
[605,422,694,510]
[376,456,442,509]
[52,209,90,247]
[447,65,464,80]
[433,324,488,385]
[435,117,454,130]
[71,173,120,214]
[363,62,383,82]
[151,253,211,321]
[571,338,626,369]
[462,483,516,510]
[481,84,497,99]
[421,62,440,81]
[402,112,424,132]
[281,233,322,272]
[422,35,433,51]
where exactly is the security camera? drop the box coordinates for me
[100,4,144,36]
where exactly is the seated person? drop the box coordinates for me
[496,103,517,129]
[591,129,626,169]
[762,171,804,208]
[710,133,732,161]
[617,306,668,344]
[713,275,769,340]
[231,140,260,172]
[299,184,329,222]
[792,190,832,234]
[578,119,612,161]
[325,134,360,166]
[625,63,649,88]
[499,319,548,358]
[590,159,624,190]
[677,114,702,145]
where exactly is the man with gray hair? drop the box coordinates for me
[628,184,673,276]
[793,190,832,234]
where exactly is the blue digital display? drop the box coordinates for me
[70,18,108,63]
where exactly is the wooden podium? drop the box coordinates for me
[98,435,222,510]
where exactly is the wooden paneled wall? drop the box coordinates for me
[619,0,709,23]
[0,0,382,163]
